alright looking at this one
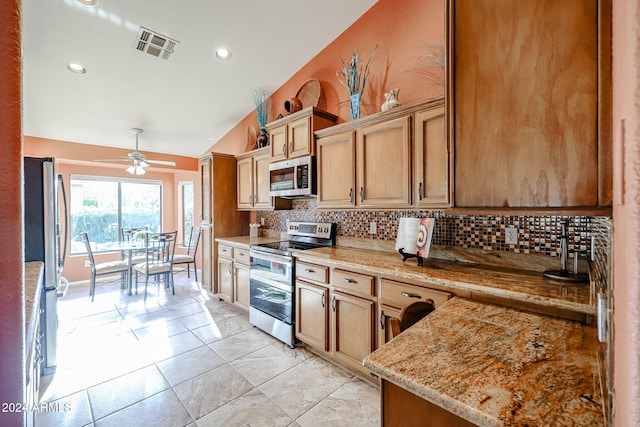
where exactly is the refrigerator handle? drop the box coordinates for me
[58,174,68,269]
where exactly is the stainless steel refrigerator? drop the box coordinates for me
[24,157,68,374]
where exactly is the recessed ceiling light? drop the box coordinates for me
[215,48,232,60]
[66,63,86,74]
[77,0,98,6]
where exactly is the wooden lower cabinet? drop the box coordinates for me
[295,263,376,378]
[217,256,233,302]
[330,290,375,375]
[233,262,250,311]
[382,380,475,427]
[295,280,329,350]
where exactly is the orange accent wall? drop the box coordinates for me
[209,0,445,155]
[23,138,200,283]
[612,1,640,425]
[0,0,24,424]
[25,136,199,172]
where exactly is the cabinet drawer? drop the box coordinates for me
[233,247,250,264]
[332,269,375,297]
[297,261,329,284]
[218,244,233,259]
[380,278,451,309]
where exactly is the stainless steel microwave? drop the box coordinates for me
[269,156,316,198]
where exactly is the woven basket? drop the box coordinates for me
[245,124,257,152]
[296,78,325,110]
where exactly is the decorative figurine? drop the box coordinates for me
[381,88,400,112]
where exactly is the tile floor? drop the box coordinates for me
[35,272,380,427]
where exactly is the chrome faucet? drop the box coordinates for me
[559,220,568,274]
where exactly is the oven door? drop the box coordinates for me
[249,251,293,324]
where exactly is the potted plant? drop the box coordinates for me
[336,45,377,120]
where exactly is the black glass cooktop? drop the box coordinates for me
[251,241,321,257]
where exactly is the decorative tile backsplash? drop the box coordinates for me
[257,199,609,260]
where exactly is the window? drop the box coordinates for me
[179,181,194,245]
[69,176,162,254]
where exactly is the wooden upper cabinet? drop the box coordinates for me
[236,155,254,210]
[269,125,288,162]
[315,98,445,210]
[317,131,356,208]
[267,107,338,162]
[450,0,611,208]
[357,115,412,208]
[414,102,450,208]
[236,147,280,210]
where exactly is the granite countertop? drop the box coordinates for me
[294,246,593,315]
[363,297,604,426]
[25,261,44,347]
[215,235,281,249]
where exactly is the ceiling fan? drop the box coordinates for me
[95,128,176,175]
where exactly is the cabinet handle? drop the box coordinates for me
[419,182,423,200]
[228,264,232,275]
[380,310,385,329]
[349,188,353,203]
[343,278,358,284]
[360,186,364,203]
[282,144,286,155]
[321,291,325,308]
[331,294,336,312]
[401,291,421,299]
[306,268,315,273]
[289,142,293,154]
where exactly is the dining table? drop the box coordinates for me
[93,240,148,295]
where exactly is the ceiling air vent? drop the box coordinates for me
[135,27,178,60]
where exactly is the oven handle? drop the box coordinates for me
[250,277,293,293]
[249,251,293,267]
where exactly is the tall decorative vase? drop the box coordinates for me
[257,127,269,148]
[350,93,361,121]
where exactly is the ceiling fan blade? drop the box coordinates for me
[94,158,131,163]
[146,159,176,166]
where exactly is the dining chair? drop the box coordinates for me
[80,231,130,302]
[172,226,201,281]
[133,231,178,300]
[390,300,436,338]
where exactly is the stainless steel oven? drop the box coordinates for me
[249,221,336,347]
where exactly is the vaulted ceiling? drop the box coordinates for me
[22,0,378,158]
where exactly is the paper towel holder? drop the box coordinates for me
[398,248,424,266]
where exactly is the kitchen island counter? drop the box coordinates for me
[363,297,603,426]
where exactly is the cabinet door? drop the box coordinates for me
[233,262,250,311]
[201,225,212,291]
[253,150,274,209]
[236,156,254,209]
[357,115,412,208]
[377,304,400,349]
[199,155,212,224]
[330,290,375,375]
[452,0,602,207]
[217,257,233,302]
[414,104,450,208]
[295,281,329,351]
[288,117,312,158]
[317,131,356,208]
[270,125,288,161]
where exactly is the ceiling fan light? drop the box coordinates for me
[126,165,136,174]
[134,166,146,175]
[139,160,150,168]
